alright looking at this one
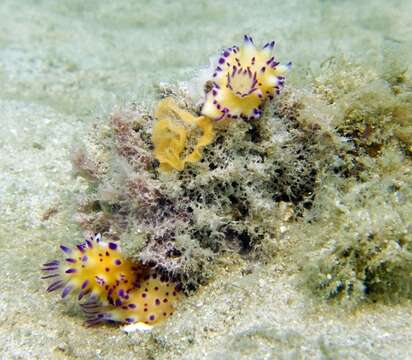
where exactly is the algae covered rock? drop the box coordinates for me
[72,55,411,305]
[71,84,326,291]
[295,59,412,305]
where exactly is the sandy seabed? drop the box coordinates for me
[1,1,411,359]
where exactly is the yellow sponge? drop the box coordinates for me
[152,97,214,171]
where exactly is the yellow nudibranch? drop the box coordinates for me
[152,97,214,172]
[42,234,181,326]
[202,35,291,121]
[83,275,180,326]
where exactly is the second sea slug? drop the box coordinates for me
[201,35,291,121]
[42,234,181,327]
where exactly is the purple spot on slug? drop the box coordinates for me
[78,289,90,300]
[43,260,59,267]
[47,280,63,292]
[115,259,121,265]
[61,286,73,299]
[95,276,105,285]
[81,280,89,289]
[108,242,117,250]
[266,56,274,65]
[60,245,71,254]
[41,274,59,279]
[65,268,76,274]
[263,41,275,49]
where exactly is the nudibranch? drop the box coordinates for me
[42,234,181,327]
[42,234,141,303]
[201,35,291,121]
[82,275,180,326]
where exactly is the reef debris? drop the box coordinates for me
[68,41,412,307]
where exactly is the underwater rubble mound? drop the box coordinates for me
[71,51,411,306]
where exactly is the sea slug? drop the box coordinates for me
[201,35,291,121]
[42,234,181,327]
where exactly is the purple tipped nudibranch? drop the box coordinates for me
[42,234,181,327]
[202,35,291,121]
